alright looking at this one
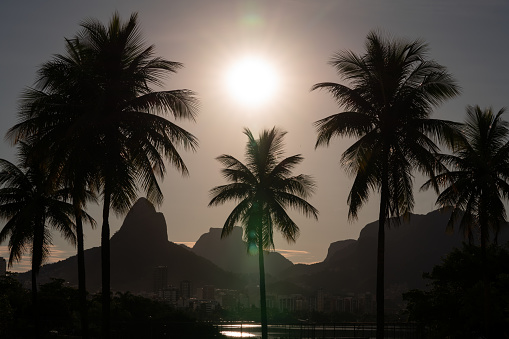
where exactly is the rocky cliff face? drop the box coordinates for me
[283,209,509,294]
[323,239,356,262]
[29,198,241,293]
[192,227,293,276]
[111,197,168,250]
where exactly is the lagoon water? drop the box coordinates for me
[218,322,422,338]
[218,323,376,338]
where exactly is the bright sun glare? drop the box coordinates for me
[225,57,278,107]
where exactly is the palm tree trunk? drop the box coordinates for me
[32,221,43,339]
[101,192,111,338]
[258,226,268,339]
[376,167,389,339]
[31,260,40,338]
[479,204,488,337]
[74,201,89,339]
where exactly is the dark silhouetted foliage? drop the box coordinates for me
[0,275,32,338]
[403,243,509,339]
[0,278,226,338]
[209,127,318,339]
[8,12,199,337]
[312,30,460,339]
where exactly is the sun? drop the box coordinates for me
[225,57,279,107]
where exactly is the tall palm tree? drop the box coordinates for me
[0,145,85,338]
[422,106,509,336]
[209,127,318,339]
[312,31,460,339]
[425,106,509,250]
[7,12,199,337]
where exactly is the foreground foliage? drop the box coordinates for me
[0,276,225,338]
[312,30,460,339]
[403,243,509,339]
[8,12,199,337]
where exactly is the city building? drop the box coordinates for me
[159,286,180,305]
[278,294,307,312]
[202,285,215,301]
[180,280,191,299]
[153,266,168,293]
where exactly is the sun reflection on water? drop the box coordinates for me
[220,330,256,337]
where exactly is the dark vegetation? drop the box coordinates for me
[0,276,225,339]
[404,243,509,339]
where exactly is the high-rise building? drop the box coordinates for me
[0,257,6,276]
[316,288,325,312]
[180,280,191,299]
[159,286,179,305]
[203,285,215,301]
[153,266,168,293]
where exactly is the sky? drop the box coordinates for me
[1,0,508,272]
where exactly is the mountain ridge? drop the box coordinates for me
[20,198,241,293]
[191,226,294,276]
[15,201,509,298]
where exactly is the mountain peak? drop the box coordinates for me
[192,226,293,275]
[112,197,168,248]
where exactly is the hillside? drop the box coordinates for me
[281,209,509,295]
[191,227,293,277]
[22,198,240,293]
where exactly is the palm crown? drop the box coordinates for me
[9,12,199,210]
[209,128,318,249]
[0,146,80,272]
[313,31,460,222]
[425,105,509,243]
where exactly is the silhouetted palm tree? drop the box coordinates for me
[209,127,318,339]
[7,12,199,337]
[425,106,509,249]
[423,106,509,336]
[0,145,83,338]
[13,37,100,338]
[312,31,459,339]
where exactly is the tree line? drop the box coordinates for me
[0,12,507,339]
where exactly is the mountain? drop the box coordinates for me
[17,203,509,297]
[191,227,293,276]
[22,198,240,293]
[324,239,356,262]
[281,209,509,295]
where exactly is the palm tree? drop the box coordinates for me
[422,106,509,336]
[7,12,199,337]
[425,106,509,249]
[312,31,460,338]
[0,145,84,338]
[209,127,318,339]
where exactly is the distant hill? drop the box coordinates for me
[17,203,509,297]
[191,227,293,276]
[20,198,241,293]
[281,209,509,295]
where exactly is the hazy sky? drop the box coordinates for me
[1,0,508,271]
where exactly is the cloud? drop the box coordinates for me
[274,248,318,264]
[275,249,310,255]
[174,241,196,248]
[0,245,74,273]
